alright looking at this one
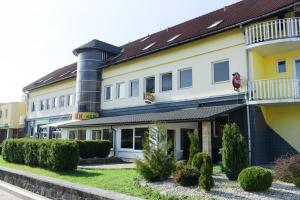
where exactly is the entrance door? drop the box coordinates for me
[295,59,300,97]
[167,130,175,157]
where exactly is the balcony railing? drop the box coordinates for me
[249,78,300,101]
[245,18,300,46]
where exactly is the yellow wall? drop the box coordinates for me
[0,102,26,129]
[262,104,300,152]
[251,49,300,80]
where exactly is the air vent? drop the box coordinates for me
[140,36,151,42]
[142,42,156,51]
[207,20,224,29]
[167,34,182,43]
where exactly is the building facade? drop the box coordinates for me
[0,102,26,142]
[23,0,300,165]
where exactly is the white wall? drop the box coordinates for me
[101,29,247,110]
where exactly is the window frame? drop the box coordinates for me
[46,99,51,110]
[116,82,126,99]
[178,67,193,89]
[53,97,58,108]
[59,95,65,108]
[129,79,139,97]
[144,76,156,94]
[40,100,45,111]
[66,94,73,107]
[104,85,113,101]
[31,102,35,112]
[120,127,148,151]
[277,59,287,73]
[160,72,173,92]
[212,59,230,84]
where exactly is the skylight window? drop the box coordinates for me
[140,36,151,42]
[207,20,224,29]
[59,71,70,77]
[142,42,156,51]
[43,77,53,83]
[167,34,182,43]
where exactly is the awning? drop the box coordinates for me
[40,120,80,128]
[59,104,244,128]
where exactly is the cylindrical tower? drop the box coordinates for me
[73,39,121,119]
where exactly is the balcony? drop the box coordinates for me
[249,78,300,103]
[245,18,300,52]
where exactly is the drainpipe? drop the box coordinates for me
[110,125,117,157]
[246,43,252,166]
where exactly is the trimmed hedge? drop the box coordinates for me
[238,167,273,192]
[76,140,111,158]
[2,139,79,171]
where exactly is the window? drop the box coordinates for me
[66,94,73,106]
[121,129,133,149]
[277,60,286,73]
[180,128,194,160]
[92,130,102,140]
[59,96,65,107]
[161,72,172,92]
[40,100,45,111]
[69,130,77,140]
[52,128,62,139]
[213,60,230,83]
[145,76,155,93]
[179,68,192,88]
[116,82,125,99]
[0,110,2,118]
[5,109,8,118]
[130,80,139,97]
[31,102,35,112]
[46,99,51,110]
[53,97,58,108]
[103,129,113,148]
[104,86,112,101]
[78,130,86,140]
[142,42,156,50]
[134,128,147,150]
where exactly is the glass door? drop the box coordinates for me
[295,59,300,97]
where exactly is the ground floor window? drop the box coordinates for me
[92,130,102,140]
[121,128,148,150]
[92,129,113,148]
[52,128,62,139]
[69,130,86,140]
[78,130,86,140]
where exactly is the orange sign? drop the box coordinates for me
[73,112,99,120]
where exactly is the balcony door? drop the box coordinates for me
[295,59,300,97]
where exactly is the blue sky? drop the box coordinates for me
[0,0,239,102]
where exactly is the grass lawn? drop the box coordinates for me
[0,157,221,199]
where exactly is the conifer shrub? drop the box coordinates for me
[187,131,200,165]
[173,164,199,186]
[191,152,206,172]
[2,138,26,164]
[294,178,300,188]
[24,140,40,166]
[274,154,300,183]
[199,154,214,191]
[136,123,176,182]
[222,123,248,180]
[238,166,273,192]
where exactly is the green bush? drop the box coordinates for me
[173,164,199,186]
[136,123,176,182]
[191,152,207,171]
[2,139,79,171]
[274,154,300,183]
[199,154,214,191]
[76,140,111,158]
[294,178,300,188]
[222,123,248,180]
[187,131,200,165]
[0,144,2,155]
[238,167,273,192]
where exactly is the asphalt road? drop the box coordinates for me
[0,180,49,200]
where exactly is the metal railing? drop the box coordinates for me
[249,78,300,101]
[245,18,300,45]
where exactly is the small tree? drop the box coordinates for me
[222,123,248,180]
[199,154,214,191]
[136,123,176,182]
[188,131,200,165]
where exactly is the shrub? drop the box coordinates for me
[274,154,300,183]
[38,141,51,168]
[24,140,40,166]
[238,166,273,192]
[48,140,79,171]
[191,152,206,171]
[2,138,26,164]
[187,131,200,165]
[175,160,187,170]
[222,123,248,180]
[199,154,214,191]
[76,140,111,158]
[136,123,176,182]
[294,178,300,188]
[173,164,199,186]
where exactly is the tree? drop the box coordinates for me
[188,130,200,165]
[222,123,248,180]
[199,153,214,191]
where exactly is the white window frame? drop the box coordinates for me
[178,67,193,89]
[59,95,65,107]
[66,94,73,107]
[160,72,173,92]
[144,75,156,93]
[46,99,51,110]
[53,97,58,108]
[104,85,113,101]
[277,59,287,73]
[116,82,126,99]
[120,127,148,152]
[129,79,139,97]
[212,59,230,84]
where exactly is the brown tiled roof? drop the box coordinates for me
[24,0,298,91]
[23,63,77,92]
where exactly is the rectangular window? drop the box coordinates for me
[59,96,65,107]
[161,72,172,92]
[46,99,51,110]
[66,94,73,106]
[179,68,192,88]
[92,130,102,140]
[77,130,86,140]
[130,80,139,97]
[213,60,230,83]
[0,110,2,118]
[31,102,35,112]
[121,129,133,149]
[103,129,113,148]
[53,97,58,108]
[69,130,77,140]
[134,128,147,150]
[277,60,286,73]
[5,109,8,118]
[104,86,112,101]
[117,82,125,99]
[145,76,155,93]
[40,100,45,111]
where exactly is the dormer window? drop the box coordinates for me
[142,42,156,51]
[167,34,182,43]
[207,20,224,29]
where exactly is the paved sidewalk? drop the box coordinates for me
[79,162,136,169]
